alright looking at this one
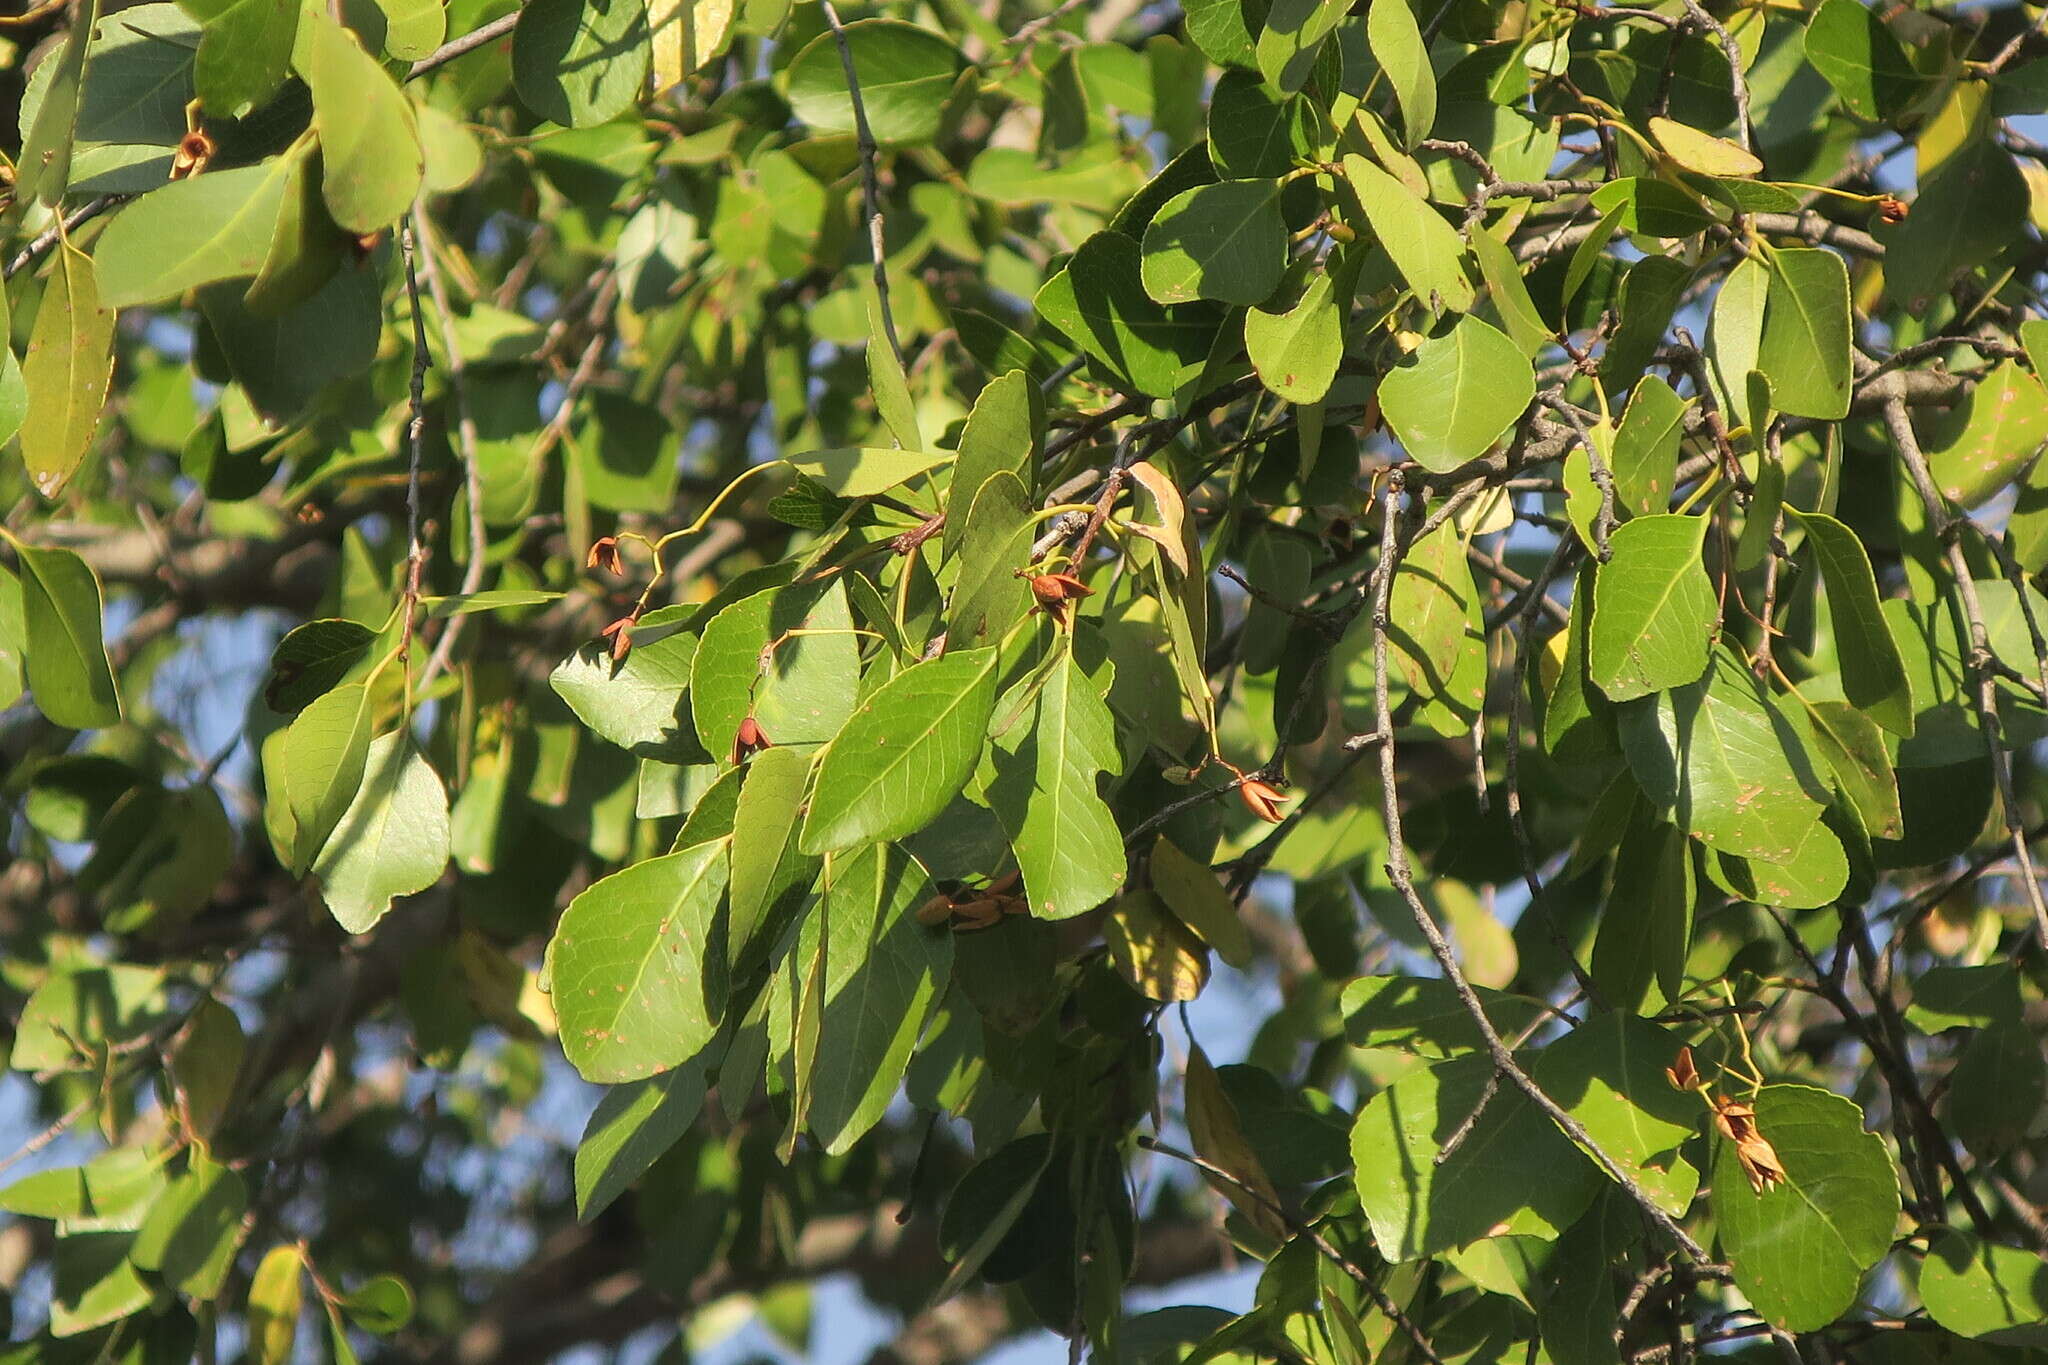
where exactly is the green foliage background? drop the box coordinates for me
[1,0,2047,1358]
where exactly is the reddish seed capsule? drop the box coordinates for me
[1027,572,1093,628]
[1239,778,1289,824]
[1876,195,1908,224]
[586,536,624,576]
[600,616,634,661]
[730,714,771,766]
[170,129,215,181]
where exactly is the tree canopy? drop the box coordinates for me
[2,0,2048,1360]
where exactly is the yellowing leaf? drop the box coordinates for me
[1649,116,1762,178]
[21,240,115,500]
[650,0,734,90]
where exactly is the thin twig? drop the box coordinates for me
[400,218,433,660]
[407,9,520,79]
[821,0,902,363]
[1369,471,1709,1262]
[414,206,488,689]
[1883,395,2048,951]
[5,195,123,279]
[1136,1136,1449,1365]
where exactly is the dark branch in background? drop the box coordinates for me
[412,203,489,688]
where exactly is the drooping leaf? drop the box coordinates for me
[21,239,116,500]
[1379,316,1532,472]
[313,731,451,933]
[1141,179,1287,306]
[552,841,728,1083]
[801,647,1000,854]
[1711,1084,1901,1332]
[947,471,1036,649]
[944,369,1040,560]
[1757,247,1850,420]
[12,542,121,730]
[988,644,1126,920]
[551,632,700,758]
[303,9,424,232]
[1342,154,1476,315]
[1588,514,1717,702]
[1367,0,1435,147]
[574,1047,714,1219]
[1244,272,1343,403]
[194,0,298,116]
[1788,509,1913,735]
[803,843,951,1153]
[784,18,962,145]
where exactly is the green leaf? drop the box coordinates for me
[1920,359,2048,509]
[944,369,1040,560]
[1711,1084,1900,1332]
[1788,509,1913,735]
[988,644,1126,920]
[727,744,818,972]
[95,160,296,307]
[269,681,373,875]
[1256,0,1348,93]
[1140,179,1287,306]
[12,542,121,730]
[1608,375,1688,516]
[1619,652,1832,865]
[552,841,728,1083]
[1388,512,1479,708]
[574,1048,713,1219]
[195,0,298,117]
[785,18,962,146]
[804,843,951,1153]
[936,1134,1056,1303]
[801,647,1000,853]
[303,10,423,232]
[1756,247,1850,420]
[246,143,346,316]
[1184,0,1257,69]
[1944,1017,2047,1155]
[1713,815,1849,910]
[1908,964,2022,1033]
[689,580,859,758]
[1706,254,1767,417]
[1590,808,1693,1012]
[130,1154,247,1299]
[1379,316,1532,472]
[1919,1231,2048,1342]
[11,964,169,1073]
[314,731,451,933]
[1804,0,1926,121]
[49,1232,153,1337]
[1342,154,1476,315]
[551,632,700,758]
[1150,836,1252,968]
[1531,1013,1700,1216]
[1341,975,1550,1058]
[248,1245,304,1365]
[21,239,116,500]
[338,1274,415,1334]
[1471,221,1552,357]
[1603,255,1691,389]
[868,331,921,449]
[785,446,951,497]
[1804,700,1904,840]
[1245,272,1343,403]
[1351,1052,1602,1260]
[1588,514,1717,702]
[1587,177,1716,238]
[1880,142,2027,307]
[1035,230,1218,398]
[1367,0,1435,146]
[16,0,98,204]
[947,471,1036,649]
[511,0,650,126]
[1208,70,1312,179]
